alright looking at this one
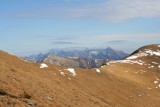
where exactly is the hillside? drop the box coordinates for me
[0,44,160,107]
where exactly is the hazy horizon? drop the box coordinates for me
[10,46,128,57]
[1,0,160,56]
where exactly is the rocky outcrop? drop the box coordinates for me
[44,55,106,68]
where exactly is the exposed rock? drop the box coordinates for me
[24,100,37,107]
[44,55,106,68]
[0,89,17,98]
[24,47,128,68]
[0,89,7,95]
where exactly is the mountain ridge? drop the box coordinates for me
[24,47,128,68]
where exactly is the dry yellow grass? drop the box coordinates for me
[0,44,160,107]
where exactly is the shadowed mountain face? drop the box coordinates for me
[0,44,160,107]
[24,47,128,68]
[43,55,106,69]
[48,47,128,60]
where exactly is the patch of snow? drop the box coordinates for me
[152,62,158,65]
[9,53,15,56]
[151,66,154,68]
[153,52,160,56]
[135,70,146,74]
[66,68,77,76]
[60,72,65,76]
[59,70,62,71]
[147,87,152,90]
[40,63,48,68]
[108,59,145,66]
[145,49,153,55]
[126,56,138,60]
[145,49,160,56]
[95,68,101,73]
[116,60,145,65]
[154,81,158,84]
[108,61,117,64]
[126,48,160,59]
[68,77,71,80]
[126,52,148,59]
[158,65,160,68]
[138,53,148,57]
[106,63,110,65]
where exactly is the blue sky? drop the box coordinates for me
[0,0,160,56]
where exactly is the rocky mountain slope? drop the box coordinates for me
[43,55,106,69]
[24,47,128,68]
[25,47,128,62]
[48,47,128,60]
[0,44,160,107]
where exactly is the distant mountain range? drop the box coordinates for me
[24,47,128,68]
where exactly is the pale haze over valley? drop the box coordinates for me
[0,0,160,56]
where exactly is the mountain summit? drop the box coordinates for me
[24,47,128,68]
[48,47,128,60]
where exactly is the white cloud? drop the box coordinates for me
[2,0,160,22]
[68,0,160,22]
[69,33,160,41]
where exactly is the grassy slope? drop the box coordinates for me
[0,44,160,107]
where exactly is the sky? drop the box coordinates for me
[0,0,160,56]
